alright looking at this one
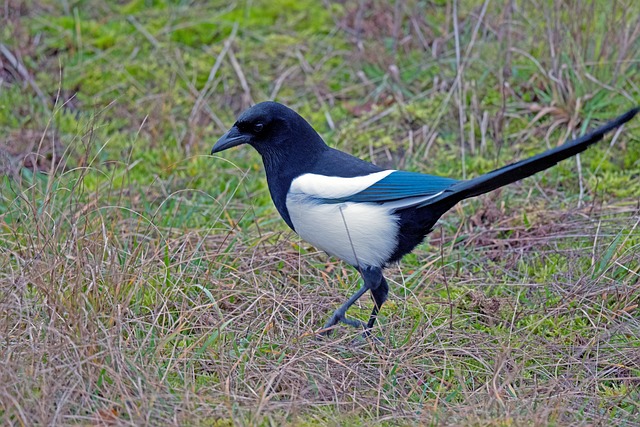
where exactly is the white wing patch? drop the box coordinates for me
[290,170,395,200]
[286,193,399,268]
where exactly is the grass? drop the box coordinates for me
[1,0,639,425]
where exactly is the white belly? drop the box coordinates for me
[286,193,399,267]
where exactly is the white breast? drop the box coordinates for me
[285,192,399,268]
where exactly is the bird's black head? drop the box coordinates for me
[211,101,327,160]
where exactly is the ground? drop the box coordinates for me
[0,0,639,425]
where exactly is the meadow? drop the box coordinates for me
[1,0,639,425]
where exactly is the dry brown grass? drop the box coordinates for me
[1,164,639,425]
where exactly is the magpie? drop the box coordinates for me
[211,101,638,333]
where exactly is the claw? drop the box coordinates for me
[319,273,387,337]
[320,310,369,336]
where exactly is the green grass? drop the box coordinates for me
[1,0,640,425]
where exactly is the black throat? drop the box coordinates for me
[258,128,329,231]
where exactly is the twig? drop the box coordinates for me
[189,23,238,128]
[0,43,49,108]
[126,16,161,49]
[228,48,253,107]
[422,0,490,162]
[452,0,466,178]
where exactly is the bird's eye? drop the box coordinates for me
[253,123,264,133]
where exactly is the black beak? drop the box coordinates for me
[211,126,248,154]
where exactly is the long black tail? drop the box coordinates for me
[427,107,639,208]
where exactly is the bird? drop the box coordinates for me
[211,101,638,334]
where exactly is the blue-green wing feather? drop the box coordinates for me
[329,171,458,206]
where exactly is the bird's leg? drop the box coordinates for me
[322,283,369,332]
[322,266,386,334]
[367,275,389,329]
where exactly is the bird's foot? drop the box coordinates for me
[318,322,382,346]
[320,310,370,337]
